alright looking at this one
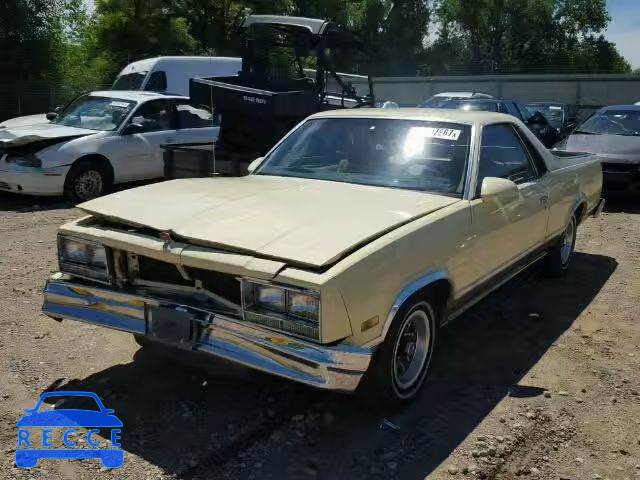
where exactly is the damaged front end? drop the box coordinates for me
[42,219,371,392]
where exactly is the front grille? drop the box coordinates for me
[135,256,241,306]
[187,268,241,305]
[138,256,191,286]
[130,254,317,340]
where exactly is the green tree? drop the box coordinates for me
[91,0,198,78]
[431,0,630,74]
[0,0,64,81]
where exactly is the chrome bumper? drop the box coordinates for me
[42,274,372,392]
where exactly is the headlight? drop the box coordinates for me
[253,284,286,312]
[58,235,110,283]
[241,279,320,339]
[287,291,320,322]
[8,155,42,167]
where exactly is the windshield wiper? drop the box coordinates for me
[572,130,600,135]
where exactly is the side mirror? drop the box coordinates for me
[122,123,145,135]
[480,177,519,203]
[46,112,58,121]
[246,156,264,174]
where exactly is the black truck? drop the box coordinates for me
[165,15,375,178]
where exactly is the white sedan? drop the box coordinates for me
[0,91,218,201]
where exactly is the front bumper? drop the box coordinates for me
[42,274,372,392]
[0,164,68,196]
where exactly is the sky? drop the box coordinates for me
[84,0,639,69]
[605,0,640,69]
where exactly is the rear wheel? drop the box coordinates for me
[64,160,111,202]
[544,214,577,276]
[358,295,440,406]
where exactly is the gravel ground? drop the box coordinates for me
[0,190,638,480]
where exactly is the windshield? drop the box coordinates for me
[576,109,640,136]
[256,118,471,196]
[54,95,136,131]
[112,71,147,90]
[527,104,564,125]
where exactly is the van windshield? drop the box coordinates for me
[112,72,147,90]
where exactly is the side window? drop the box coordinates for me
[175,103,215,129]
[515,126,548,174]
[128,100,173,132]
[144,71,167,92]
[476,124,536,195]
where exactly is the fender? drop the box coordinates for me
[568,192,588,225]
[363,269,450,348]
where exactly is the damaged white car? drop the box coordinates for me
[0,91,218,202]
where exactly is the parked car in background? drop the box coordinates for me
[0,56,241,130]
[112,56,241,95]
[526,102,577,139]
[0,91,218,201]
[424,97,559,148]
[43,108,603,404]
[554,105,640,194]
[420,91,495,108]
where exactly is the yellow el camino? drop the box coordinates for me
[43,109,604,404]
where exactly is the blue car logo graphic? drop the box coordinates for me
[16,391,123,469]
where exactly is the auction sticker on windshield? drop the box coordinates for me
[15,391,123,469]
[110,101,131,109]
[417,127,462,141]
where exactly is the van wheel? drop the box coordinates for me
[64,160,111,203]
[544,214,577,276]
[358,295,440,407]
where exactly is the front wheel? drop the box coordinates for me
[543,214,577,276]
[64,161,110,202]
[358,297,439,406]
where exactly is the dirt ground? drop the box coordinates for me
[0,190,638,480]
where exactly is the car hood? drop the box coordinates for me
[79,176,459,268]
[16,410,123,427]
[0,123,94,155]
[566,134,640,162]
[0,113,49,129]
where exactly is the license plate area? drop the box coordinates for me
[147,306,195,346]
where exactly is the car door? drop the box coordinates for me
[110,99,179,182]
[173,102,220,145]
[469,123,550,280]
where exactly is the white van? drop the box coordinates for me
[0,56,241,129]
[111,56,242,96]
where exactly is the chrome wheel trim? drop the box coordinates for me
[392,307,431,391]
[74,170,103,200]
[560,217,576,265]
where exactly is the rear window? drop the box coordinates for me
[112,72,147,90]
